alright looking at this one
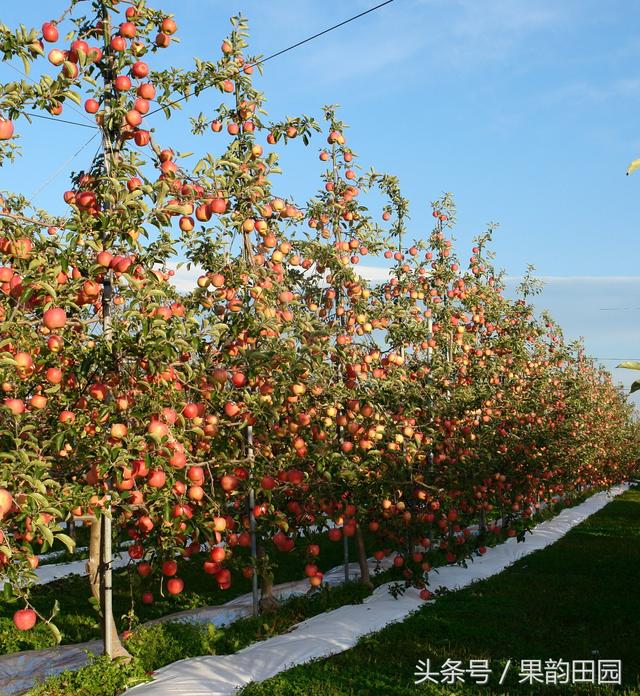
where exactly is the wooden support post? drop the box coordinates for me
[343,533,349,582]
[101,508,113,658]
[247,423,259,617]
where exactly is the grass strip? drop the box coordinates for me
[238,488,640,695]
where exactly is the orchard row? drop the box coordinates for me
[0,1,636,642]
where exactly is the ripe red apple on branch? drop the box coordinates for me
[0,0,635,654]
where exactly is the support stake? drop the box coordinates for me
[101,504,113,658]
[343,533,349,582]
[247,425,259,616]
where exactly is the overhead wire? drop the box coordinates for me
[27,112,96,129]
[2,2,401,210]
[29,130,100,202]
[4,2,638,381]
[145,0,398,118]
[3,61,97,129]
[1,1,398,127]
[244,0,397,68]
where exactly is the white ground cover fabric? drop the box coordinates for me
[0,484,626,695]
[125,483,629,696]
[0,557,394,695]
[0,551,131,595]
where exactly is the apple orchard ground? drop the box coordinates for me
[239,486,640,695]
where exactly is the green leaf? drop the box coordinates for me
[626,159,640,176]
[66,90,82,106]
[630,379,640,394]
[47,621,62,645]
[89,595,102,617]
[616,361,640,370]
[55,533,76,553]
[38,523,54,547]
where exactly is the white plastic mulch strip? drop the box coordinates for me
[0,640,103,695]
[0,484,625,696]
[0,555,393,694]
[0,550,131,594]
[125,483,629,696]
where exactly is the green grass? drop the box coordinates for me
[20,487,628,695]
[27,580,378,695]
[239,488,640,696]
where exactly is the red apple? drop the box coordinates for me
[125,110,142,127]
[114,75,132,91]
[46,367,62,384]
[261,476,276,490]
[209,198,228,214]
[220,474,238,492]
[4,398,25,415]
[209,546,225,563]
[161,17,177,34]
[0,120,14,140]
[134,130,150,147]
[131,61,149,79]
[0,488,13,519]
[59,410,75,424]
[161,559,177,577]
[137,561,152,578]
[147,419,169,440]
[48,48,65,66]
[13,609,37,631]
[85,99,100,114]
[110,35,126,51]
[224,401,240,418]
[137,83,156,99]
[327,528,342,542]
[119,21,136,38]
[43,307,66,330]
[182,402,199,419]
[147,469,166,488]
[42,22,59,42]
[110,423,128,440]
[166,577,184,595]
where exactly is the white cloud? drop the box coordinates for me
[505,275,640,283]
[168,263,201,292]
[413,0,563,67]
[292,7,426,85]
[543,78,640,106]
[166,264,640,400]
[167,262,392,290]
[355,264,391,282]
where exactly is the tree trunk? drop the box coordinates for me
[479,508,486,535]
[355,524,372,588]
[87,516,131,660]
[257,545,278,613]
[87,517,101,602]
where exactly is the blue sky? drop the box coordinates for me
[1,0,639,398]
